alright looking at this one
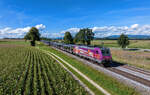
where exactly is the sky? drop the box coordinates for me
[0,0,150,38]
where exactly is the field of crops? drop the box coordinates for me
[0,45,88,95]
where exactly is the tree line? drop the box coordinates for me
[64,28,94,45]
[24,27,130,48]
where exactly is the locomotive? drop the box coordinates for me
[42,40,112,65]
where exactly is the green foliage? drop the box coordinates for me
[74,29,86,44]
[24,32,31,41]
[64,32,73,44]
[29,27,40,41]
[118,34,130,48]
[24,27,40,46]
[86,29,94,45]
[74,28,94,45]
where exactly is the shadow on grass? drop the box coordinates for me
[124,48,140,51]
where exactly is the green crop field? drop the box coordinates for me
[0,43,88,95]
[91,40,150,49]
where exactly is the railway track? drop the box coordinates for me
[108,67,150,87]
[122,65,150,76]
[50,46,150,95]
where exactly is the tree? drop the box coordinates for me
[117,34,130,48]
[74,28,94,45]
[85,28,94,45]
[64,32,73,44]
[24,32,31,41]
[74,29,86,44]
[24,27,40,46]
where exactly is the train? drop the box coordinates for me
[42,40,112,65]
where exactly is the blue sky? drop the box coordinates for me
[0,0,150,38]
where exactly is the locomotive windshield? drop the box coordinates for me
[101,48,110,56]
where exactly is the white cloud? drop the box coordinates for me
[60,24,150,38]
[1,24,150,39]
[40,28,80,39]
[130,24,139,29]
[35,24,46,30]
[61,28,80,34]
[41,32,63,39]
[0,24,46,38]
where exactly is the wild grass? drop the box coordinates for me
[111,48,150,70]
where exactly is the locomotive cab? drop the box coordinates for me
[101,48,112,63]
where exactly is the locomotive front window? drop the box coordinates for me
[106,50,109,54]
[101,49,110,56]
[101,50,105,54]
